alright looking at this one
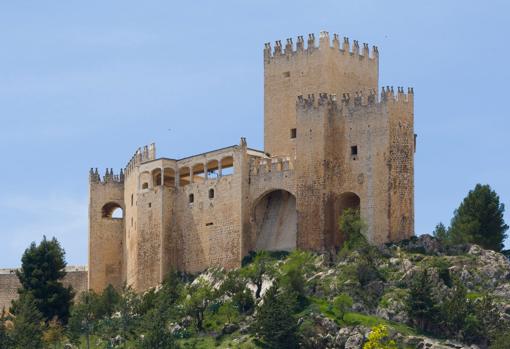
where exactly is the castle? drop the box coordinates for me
[89,31,415,293]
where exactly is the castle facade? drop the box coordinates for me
[89,31,415,292]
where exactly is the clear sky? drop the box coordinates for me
[0,1,508,267]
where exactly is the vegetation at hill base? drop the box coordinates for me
[0,183,509,349]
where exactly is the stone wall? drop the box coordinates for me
[0,266,88,311]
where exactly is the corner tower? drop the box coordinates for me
[264,31,379,157]
[88,169,125,292]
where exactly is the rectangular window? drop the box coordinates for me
[283,71,290,78]
[351,145,358,156]
[290,128,297,139]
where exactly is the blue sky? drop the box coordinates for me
[0,1,508,267]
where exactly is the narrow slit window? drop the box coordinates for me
[189,193,194,204]
[290,128,297,139]
[209,189,215,199]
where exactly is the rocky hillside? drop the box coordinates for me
[169,235,510,349]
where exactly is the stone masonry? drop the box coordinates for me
[89,31,415,293]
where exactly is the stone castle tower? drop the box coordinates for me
[89,31,415,292]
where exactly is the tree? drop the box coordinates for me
[279,250,316,300]
[10,294,44,349]
[363,324,397,349]
[182,278,215,331]
[219,271,254,314]
[449,184,508,251]
[253,283,298,349]
[42,318,65,349]
[13,236,73,324]
[242,251,274,299]
[339,208,368,252]
[406,269,439,333]
[333,293,353,321]
[138,307,176,349]
[68,291,102,349]
[432,222,448,242]
[98,286,140,346]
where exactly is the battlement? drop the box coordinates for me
[264,31,378,64]
[89,168,124,184]
[125,143,156,176]
[250,156,294,176]
[296,86,413,110]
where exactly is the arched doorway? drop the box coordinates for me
[253,190,297,251]
[337,192,361,244]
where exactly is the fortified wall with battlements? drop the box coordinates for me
[89,31,416,293]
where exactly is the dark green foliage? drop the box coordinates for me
[10,294,44,349]
[138,307,177,349]
[279,251,317,301]
[241,251,274,299]
[406,269,439,333]
[252,283,298,348]
[182,279,215,331]
[433,222,448,241]
[219,271,254,314]
[68,291,102,348]
[338,208,368,253]
[440,279,482,342]
[490,330,510,349]
[95,286,141,346]
[448,184,508,251]
[13,236,73,324]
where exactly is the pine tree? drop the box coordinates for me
[406,269,439,333]
[449,184,508,251]
[13,236,74,324]
[10,294,44,349]
[253,283,298,349]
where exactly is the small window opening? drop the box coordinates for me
[142,182,149,190]
[189,193,194,204]
[131,217,133,227]
[148,203,152,208]
[351,145,358,156]
[209,189,215,199]
[205,222,214,226]
[290,128,297,139]
[131,194,133,206]
[283,71,290,78]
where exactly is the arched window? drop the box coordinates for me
[209,188,215,199]
[220,156,234,176]
[206,160,219,179]
[102,202,124,219]
[179,167,191,186]
[164,167,176,187]
[139,171,151,190]
[192,163,205,183]
[152,168,162,186]
[189,193,194,203]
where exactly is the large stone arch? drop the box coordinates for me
[336,191,361,245]
[251,189,297,252]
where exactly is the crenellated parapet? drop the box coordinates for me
[250,156,294,176]
[89,168,124,184]
[296,86,413,111]
[264,31,378,64]
[124,143,157,177]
